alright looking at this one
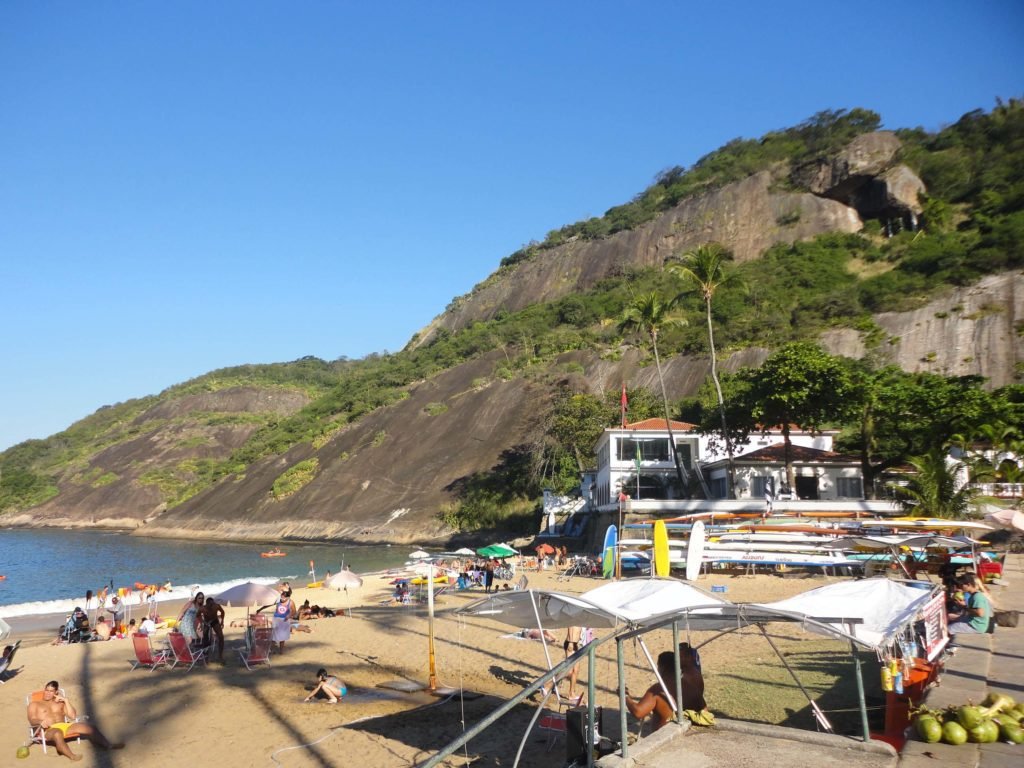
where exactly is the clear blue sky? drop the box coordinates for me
[1,1,1022,451]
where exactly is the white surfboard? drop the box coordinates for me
[685,520,705,581]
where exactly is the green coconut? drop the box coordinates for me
[957,705,984,730]
[16,746,29,759]
[942,721,969,745]
[999,722,1024,744]
[967,719,1000,743]
[916,716,943,743]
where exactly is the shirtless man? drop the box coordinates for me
[625,652,678,732]
[202,596,226,662]
[27,680,123,761]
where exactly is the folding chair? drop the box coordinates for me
[238,627,272,670]
[27,688,82,754]
[167,631,207,671]
[537,710,568,752]
[128,633,170,672]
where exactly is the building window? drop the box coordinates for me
[836,477,863,499]
[617,438,672,462]
[750,476,771,498]
[710,477,727,499]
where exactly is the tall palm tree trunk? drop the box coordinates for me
[705,299,735,498]
[651,332,689,498]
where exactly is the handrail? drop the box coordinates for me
[416,637,606,768]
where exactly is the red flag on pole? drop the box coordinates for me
[620,383,628,428]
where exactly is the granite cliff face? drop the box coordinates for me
[821,272,1023,387]
[418,131,930,345]
[420,170,862,341]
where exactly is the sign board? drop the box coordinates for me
[920,590,949,661]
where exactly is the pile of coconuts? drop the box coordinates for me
[914,692,1024,745]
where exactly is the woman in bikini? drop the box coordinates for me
[304,668,347,703]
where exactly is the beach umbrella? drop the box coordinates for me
[409,550,431,560]
[453,547,476,556]
[214,582,281,607]
[478,543,517,559]
[324,570,364,590]
[535,543,555,556]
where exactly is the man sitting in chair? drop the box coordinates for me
[27,680,124,760]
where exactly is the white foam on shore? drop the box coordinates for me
[0,575,282,619]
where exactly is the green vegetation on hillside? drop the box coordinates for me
[2,103,1021,526]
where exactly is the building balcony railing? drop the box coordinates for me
[968,482,1024,499]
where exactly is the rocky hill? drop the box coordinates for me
[3,108,1022,544]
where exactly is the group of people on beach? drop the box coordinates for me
[175,590,227,662]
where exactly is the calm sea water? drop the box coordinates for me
[0,528,409,619]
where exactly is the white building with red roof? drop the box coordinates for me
[591,419,858,508]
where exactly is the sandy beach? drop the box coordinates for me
[0,567,859,767]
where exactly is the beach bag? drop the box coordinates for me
[994,610,1019,628]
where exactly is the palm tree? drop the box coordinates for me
[618,292,689,496]
[667,244,740,498]
[889,446,977,519]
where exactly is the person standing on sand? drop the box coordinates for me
[177,591,203,646]
[258,589,297,653]
[202,596,226,662]
[484,562,495,594]
[27,680,124,761]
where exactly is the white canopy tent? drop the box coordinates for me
[446,577,945,768]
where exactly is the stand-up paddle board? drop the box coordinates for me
[602,524,617,579]
[653,520,670,577]
[685,520,705,581]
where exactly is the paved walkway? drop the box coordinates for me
[900,552,1023,768]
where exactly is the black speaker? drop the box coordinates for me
[565,706,601,763]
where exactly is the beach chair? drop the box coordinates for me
[0,639,21,683]
[238,627,272,670]
[537,710,568,752]
[167,630,207,671]
[27,688,82,754]
[128,632,170,672]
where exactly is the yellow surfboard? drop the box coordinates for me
[653,520,670,577]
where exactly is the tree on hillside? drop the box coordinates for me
[618,293,689,495]
[839,367,1002,498]
[733,343,857,489]
[667,243,741,498]
[889,447,977,519]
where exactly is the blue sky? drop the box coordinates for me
[1,1,1022,451]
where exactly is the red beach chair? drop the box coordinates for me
[238,627,273,670]
[129,633,170,672]
[167,631,207,671]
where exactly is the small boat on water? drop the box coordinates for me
[260,549,287,558]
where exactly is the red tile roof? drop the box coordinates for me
[738,444,859,463]
[621,418,698,431]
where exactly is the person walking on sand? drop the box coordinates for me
[27,680,124,761]
[258,589,297,653]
